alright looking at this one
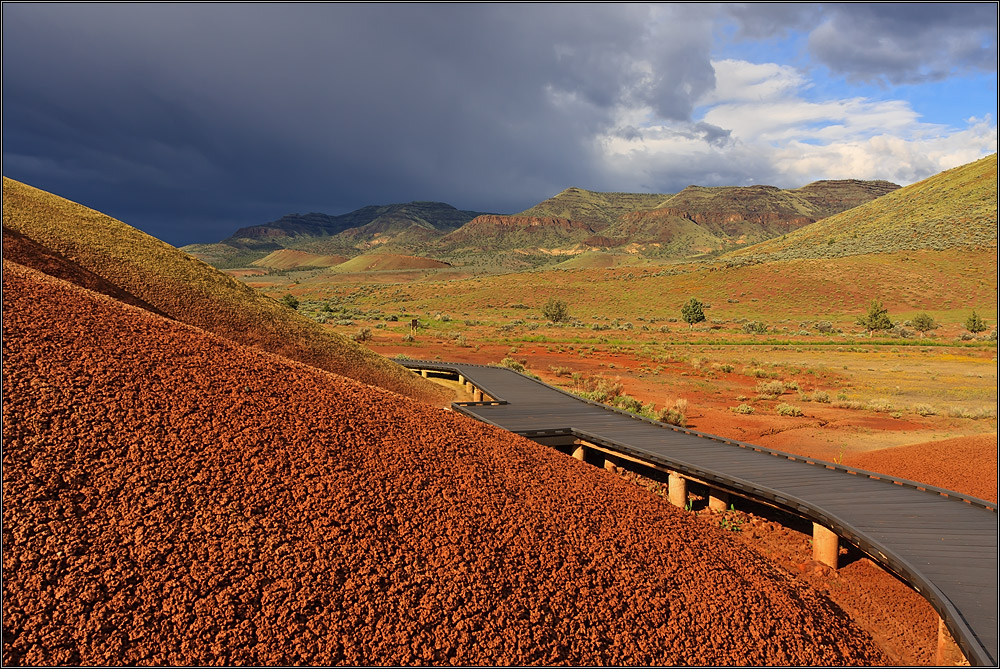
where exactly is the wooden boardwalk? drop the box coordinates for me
[401,359,998,666]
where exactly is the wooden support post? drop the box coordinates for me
[708,490,729,513]
[668,472,688,508]
[572,443,586,461]
[812,522,839,569]
[473,389,483,402]
[420,369,429,378]
[465,381,473,393]
[604,458,616,473]
[936,617,965,665]
[457,374,465,385]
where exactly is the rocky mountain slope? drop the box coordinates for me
[516,187,670,228]
[439,179,900,259]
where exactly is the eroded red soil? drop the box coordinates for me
[2,261,888,666]
[845,435,997,503]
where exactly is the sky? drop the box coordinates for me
[3,3,997,246]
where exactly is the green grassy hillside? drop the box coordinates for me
[2,177,450,405]
[727,154,997,263]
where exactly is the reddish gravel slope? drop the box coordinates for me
[2,261,887,666]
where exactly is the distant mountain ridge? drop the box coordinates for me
[185,177,902,269]
[183,201,491,266]
[438,179,900,257]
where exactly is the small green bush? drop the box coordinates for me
[742,320,768,334]
[500,357,528,373]
[541,298,571,323]
[280,294,300,310]
[681,298,706,328]
[730,403,755,415]
[911,312,938,336]
[775,403,803,417]
[966,310,987,333]
[756,380,785,397]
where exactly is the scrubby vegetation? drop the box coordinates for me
[542,298,571,323]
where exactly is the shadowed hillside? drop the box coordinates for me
[1,177,449,405]
[183,201,489,267]
[726,154,997,263]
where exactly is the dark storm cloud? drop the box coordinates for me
[726,3,997,85]
[807,3,998,85]
[2,3,717,244]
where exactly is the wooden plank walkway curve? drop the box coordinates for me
[400,359,998,666]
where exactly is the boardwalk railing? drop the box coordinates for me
[400,359,998,666]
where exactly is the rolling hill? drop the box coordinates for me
[252,249,348,270]
[328,253,451,272]
[1,177,449,405]
[726,154,997,263]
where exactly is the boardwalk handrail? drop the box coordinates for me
[401,359,998,665]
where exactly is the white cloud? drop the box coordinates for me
[595,58,997,191]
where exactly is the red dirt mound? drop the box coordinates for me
[845,435,998,503]
[252,249,348,270]
[2,261,888,666]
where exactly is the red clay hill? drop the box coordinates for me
[2,260,888,665]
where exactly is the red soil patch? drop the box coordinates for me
[845,435,998,503]
[2,261,887,666]
[252,249,348,270]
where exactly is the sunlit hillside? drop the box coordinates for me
[727,154,997,263]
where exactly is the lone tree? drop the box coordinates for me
[910,312,939,338]
[681,298,706,328]
[856,299,893,337]
[541,298,570,323]
[280,294,300,310]
[966,310,987,333]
